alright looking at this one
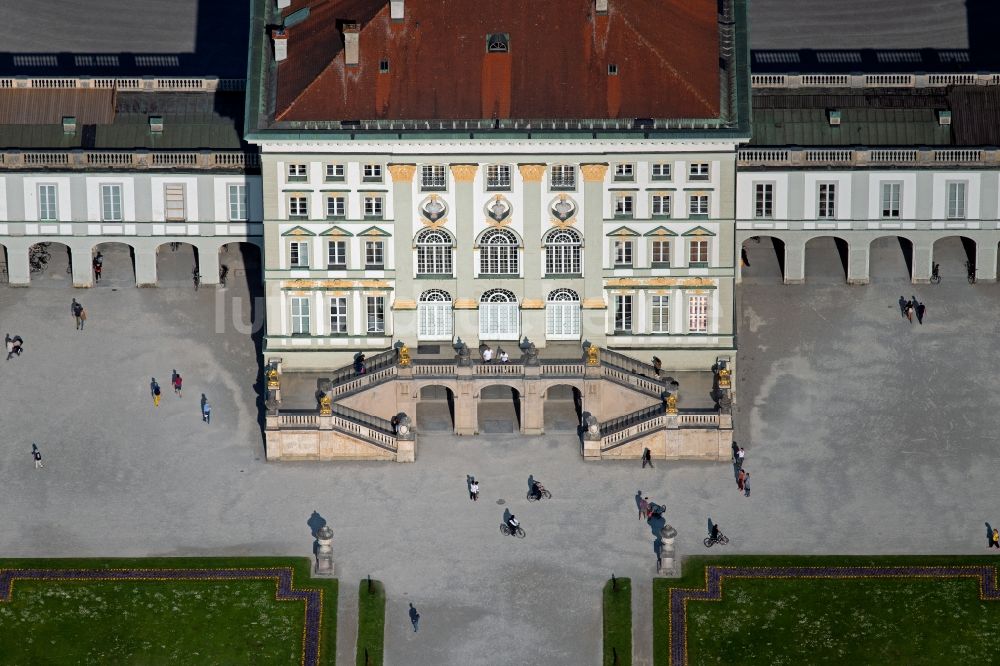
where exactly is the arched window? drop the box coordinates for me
[544,228,582,275]
[546,288,581,340]
[478,228,519,275]
[479,288,519,340]
[415,228,453,275]
[417,289,453,341]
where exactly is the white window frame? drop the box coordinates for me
[550,164,576,190]
[479,289,519,340]
[881,182,901,219]
[614,163,635,181]
[363,195,384,219]
[101,184,123,222]
[817,182,836,219]
[947,181,967,219]
[689,194,709,216]
[754,182,773,219]
[164,184,186,221]
[420,164,447,191]
[327,240,347,269]
[289,241,309,268]
[613,294,633,333]
[651,239,671,266]
[479,228,520,275]
[614,193,634,218]
[688,239,709,267]
[650,294,669,333]
[228,184,248,221]
[417,289,453,341]
[651,194,671,217]
[544,228,582,275]
[38,183,58,221]
[362,164,383,182]
[688,294,708,333]
[366,296,386,334]
[651,163,671,181]
[688,163,709,180]
[288,196,308,219]
[325,164,345,182]
[326,195,346,219]
[486,164,511,190]
[545,288,581,340]
[287,163,308,182]
[365,240,384,268]
[613,239,633,267]
[329,297,348,335]
[290,296,311,335]
[415,228,453,275]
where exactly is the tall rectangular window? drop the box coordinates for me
[688,295,708,333]
[326,195,346,219]
[614,194,634,217]
[651,240,671,266]
[613,295,633,333]
[228,184,247,221]
[363,164,383,182]
[363,195,383,219]
[689,194,709,216]
[327,241,347,269]
[101,184,122,222]
[881,183,901,218]
[651,194,671,217]
[613,239,633,267]
[329,297,348,334]
[689,239,709,267]
[289,241,309,267]
[325,164,345,182]
[651,295,669,333]
[550,164,576,190]
[367,296,386,333]
[818,183,836,218]
[420,165,447,190]
[651,163,671,181]
[947,182,967,219]
[287,164,308,182]
[290,297,310,334]
[164,184,186,221]
[754,183,773,218]
[365,240,384,268]
[688,163,709,180]
[486,164,511,190]
[38,184,58,221]
[288,196,308,218]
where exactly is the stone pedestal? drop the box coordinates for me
[395,413,415,462]
[582,412,602,460]
[314,525,335,577]
[657,524,677,576]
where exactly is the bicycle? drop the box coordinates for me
[500,523,526,538]
[192,269,201,291]
[703,532,729,548]
[965,260,977,284]
[526,485,552,501]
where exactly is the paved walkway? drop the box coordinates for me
[2,236,1000,663]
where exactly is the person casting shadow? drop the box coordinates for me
[307,511,327,537]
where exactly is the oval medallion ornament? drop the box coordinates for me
[551,194,577,221]
[485,195,512,224]
[420,194,448,222]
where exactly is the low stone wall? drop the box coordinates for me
[595,424,733,462]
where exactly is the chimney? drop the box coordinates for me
[62,116,77,136]
[595,0,608,14]
[149,116,164,133]
[390,0,404,21]
[273,28,288,62]
[277,0,291,8]
[344,24,360,66]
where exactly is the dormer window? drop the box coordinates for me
[487,33,509,53]
[608,64,619,76]
[379,59,389,73]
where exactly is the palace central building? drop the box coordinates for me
[246,0,750,371]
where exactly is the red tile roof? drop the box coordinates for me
[274,0,720,122]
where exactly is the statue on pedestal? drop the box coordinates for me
[319,392,332,416]
[585,343,600,366]
[398,343,411,368]
[314,525,335,576]
[665,393,678,415]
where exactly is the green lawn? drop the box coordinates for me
[355,578,386,666]
[603,576,631,666]
[655,556,1000,665]
[0,557,337,665]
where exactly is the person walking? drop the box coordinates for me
[409,603,420,632]
[904,300,914,323]
[5,334,14,361]
[77,306,87,331]
[173,372,183,397]
[32,444,43,469]
[743,470,751,497]
[201,395,211,424]
[916,301,926,325]
[639,496,650,521]
[469,477,479,501]
[737,468,746,492]
[736,447,746,470]
[731,441,739,461]
[72,300,85,330]
[991,528,999,549]
[642,448,654,469]
[153,382,162,407]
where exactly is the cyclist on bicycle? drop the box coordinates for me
[710,523,720,542]
[507,515,520,536]
[531,481,543,500]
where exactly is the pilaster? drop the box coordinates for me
[520,164,546,344]
[783,240,805,284]
[134,250,157,287]
[70,243,93,287]
[912,243,932,283]
[451,164,479,341]
[581,163,608,309]
[976,241,998,282]
[847,240,870,285]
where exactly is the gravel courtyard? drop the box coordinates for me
[1,235,998,665]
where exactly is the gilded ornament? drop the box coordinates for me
[319,392,332,416]
[518,164,546,181]
[387,164,417,182]
[718,366,732,389]
[585,344,600,366]
[398,344,412,368]
[449,164,479,182]
[665,393,678,414]
[266,366,280,390]
[580,163,609,182]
